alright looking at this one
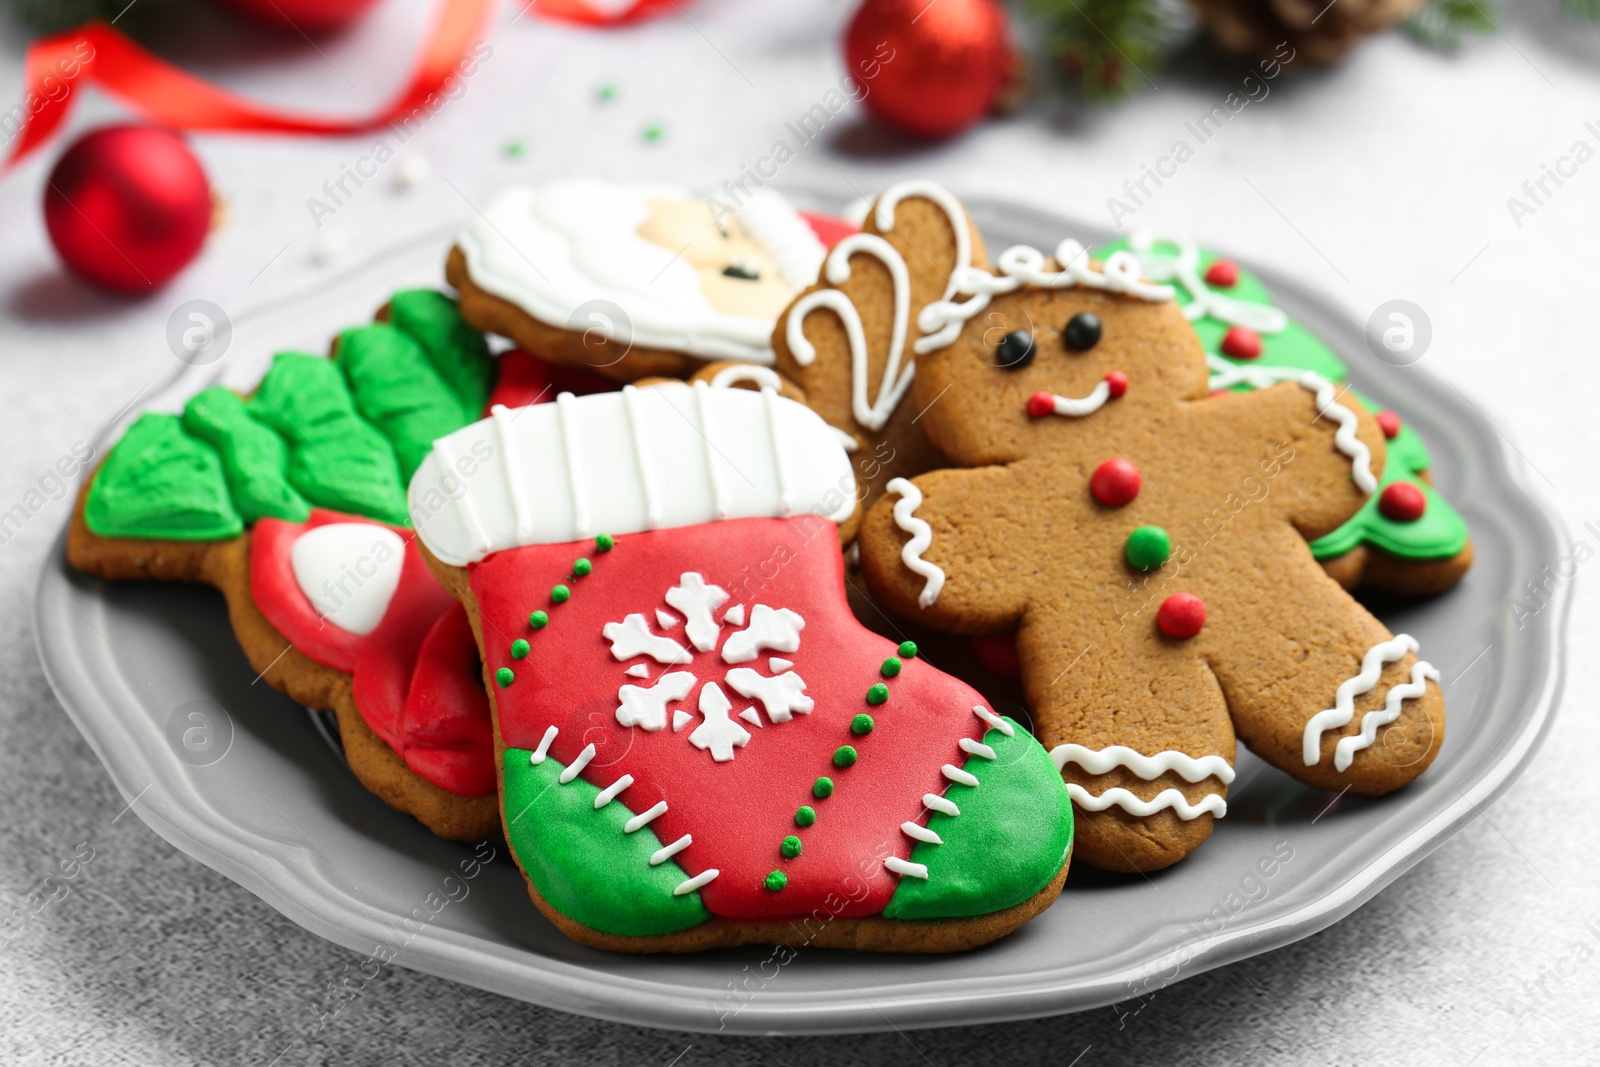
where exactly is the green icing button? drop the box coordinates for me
[866,684,888,706]
[1125,525,1172,572]
[84,413,242,541]
[795,805,816,827]
[501,746,710,937]
[813,777,834,799]
[832,746,857,768]
[780,835,802,859]
[248,352,409,526]
[764,870,787,892]
[336,323,473,481]
[851,714,875,736]
[884,719,1074,921]
[385,289,493,420]
[182,386,310,525]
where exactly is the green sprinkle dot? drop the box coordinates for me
[595,533,614,552]
[851,713,875,736]
[503,138,526,158]
[529,610,548,629]
[764,870,787,891]
[781,835,803,859]
[881,656,902,678]
[813,777,834,799]
[866,683,889,706]
[642,122,664,142]
[571,558,592,578]
[833,745,858,768]
[510,639,530,660]
[898,641,919,659]
[495,667,514,688]
[551,584,570,603]
[795,805,816,827]
[596,82,617,102]
[1125,525,1173,572]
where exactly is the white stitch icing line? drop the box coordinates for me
[1205,357,1376,495]
[1128,230,1288,333]
[622,384,664,530]
[650,834,692,866]
[901,821,943,845]
[885,477,945,608]
[528,725,558,765]
[959,738,997,760]
[691,380,730,520]
[1050,745,1236,785]
[490,404,535,543]
[1303,634,1428,766]
[942,764,979,788]
[593,774,634,810]
[1067,784,1227,821]
[973,705,1014,736]
[1334,661,1439,772]
[624,800,667,833]
[885,857,929,880]
[555,392,591,538]
[674,868,719,896]
[558,743,596,784]
[924,793,960,817]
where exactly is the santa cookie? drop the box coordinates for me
[852,193,1446,873]
[68,290,505,840]
[1096,231,1473,597]
[410,382,1073,951]
[446,179,829,383]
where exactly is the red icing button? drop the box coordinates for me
[1104,370,1129,397]
[1220,326,1262,359]
[1375,409,1402,439]
[1204,259,1239,288]
[1378,482,1426,523]
[1090,458,1141,507]
[1157,594,1206,639]
[1027,391,1056,419]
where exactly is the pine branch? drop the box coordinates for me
[1404,0,1499,50]
[1018,0,1190,100]
[1561,0,1600,21]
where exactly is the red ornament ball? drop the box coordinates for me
[1090,457,1141,507]
[1027,391,1056,419]
[1220,325,1262,359]
[1204,259,1239,288]
[1378,482,1427,523]
[969,633,1021,679]
[44,125,211,294]
[844,0,1013,139]
[1157,594,1206,639]
[1104,370,1129,397]
[1375,409,1402,439]
[213,0,384,32]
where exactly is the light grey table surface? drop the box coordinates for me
[2,1,1597,1063]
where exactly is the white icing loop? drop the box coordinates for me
[709,364,784,391]
[885,477,945,609]
[1050,744,1236,785]
[1303,634,1431,767]
[1066,784,1227,821]
[1128,230,1288,333]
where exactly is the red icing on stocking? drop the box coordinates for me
[486,349,616,414]
[469,516,992,921]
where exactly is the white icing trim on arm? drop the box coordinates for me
[1303,634,1430,766]
[409,383,856,565]
[885,477,945,608]
[1050,744,1236,785]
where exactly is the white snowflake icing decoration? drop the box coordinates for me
[602,572,812,761]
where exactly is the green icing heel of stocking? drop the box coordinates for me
[501,747,711,938]
[337,323,473,481]
[182,386,311,524]
[248,352,410,526]
[83,413,242,541]
[883,719,1073,922]
[386,289,493,419]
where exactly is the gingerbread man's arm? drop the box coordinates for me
[857,465,1033,635]
[1197,380,1388,542]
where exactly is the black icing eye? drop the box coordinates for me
[1064,312,1102,351]
[722,260,761,281]
[995,330,1036,370]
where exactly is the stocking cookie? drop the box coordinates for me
[446,179,829,382]
[410,383,1074,952]
[68,290,504,840]
[853,196,1445,873]
[1096,232,1473,596]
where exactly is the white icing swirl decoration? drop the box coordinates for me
[1128,230,1287,333]
[885,477,945,608]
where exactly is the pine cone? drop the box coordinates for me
[1190,0,1425,64]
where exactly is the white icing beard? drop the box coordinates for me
[458,179,825,366]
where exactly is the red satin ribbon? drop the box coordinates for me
[3,0,495,172]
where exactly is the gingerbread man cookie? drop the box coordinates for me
[851,195,1445,872]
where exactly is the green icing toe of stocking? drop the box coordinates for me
[336,323,473,481]
[883,719,1074,922]
[84,413,242,541]
[502,748,711,938]
[248,352,410,526]
[386,289,493,419]
[182,386,310,524]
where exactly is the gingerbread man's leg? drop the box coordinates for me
[1204,526,1445,795]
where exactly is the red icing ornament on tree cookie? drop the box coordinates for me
[1203,259,1239,288]
[1220,326,1262,360]
[1375,410,1402,440]
[1378,482,1426,523]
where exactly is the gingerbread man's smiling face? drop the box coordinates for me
[914,280,1210,469]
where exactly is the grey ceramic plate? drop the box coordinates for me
[35,195,1570,1036]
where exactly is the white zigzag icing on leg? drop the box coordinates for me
[1303,634,1422,766]
[1066,784,1227,821]
[1051,744,1235,784]
[1334,660,1439,771]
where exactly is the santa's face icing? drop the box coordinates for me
[457,179,826,366]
